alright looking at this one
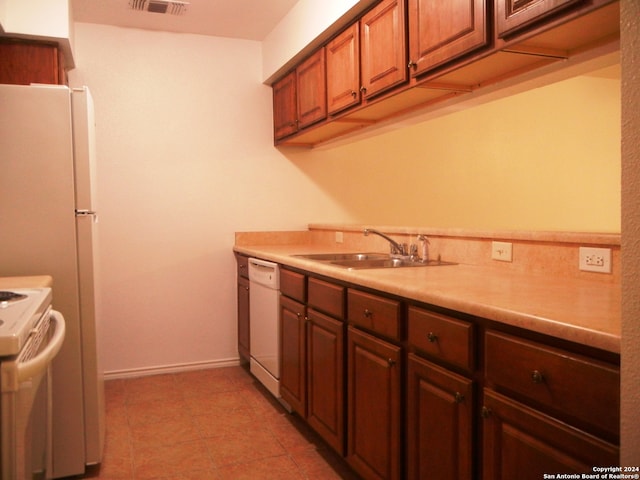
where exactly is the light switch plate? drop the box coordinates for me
[492,241,513,262]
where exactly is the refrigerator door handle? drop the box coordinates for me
[75,209,98,223]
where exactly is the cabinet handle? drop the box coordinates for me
[481,406,492,419]
[387,358,396,367]
[427,332,438,343]
[454,392,465,404]
[244,286,249,291]
[360,86,367,94]
[408,61,417,70]
[531,370,544,384]
[351,90,358,98]
[363,308,373,318]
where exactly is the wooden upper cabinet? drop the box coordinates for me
[360,0,408,100]
[408,0,488,78]
[0,40,66,85]
[273,70,298,140]
[326,23,361,115]
[495,0,585,38]
[296,48,327,129]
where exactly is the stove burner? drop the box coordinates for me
[0,291,27,302]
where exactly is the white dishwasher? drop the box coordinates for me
[248,258,282,401]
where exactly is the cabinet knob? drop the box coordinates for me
[531,370,544,384]
[351,90,358,98]
[363,308,373,318]
[481,406,492,419]
[387,358,396,367]
[360,86,367,94]
[454,392,465,404]
[244,286,249,291]
[427,332,438,343]
[408,61,417,70]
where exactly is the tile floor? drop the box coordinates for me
[80,365,360,479]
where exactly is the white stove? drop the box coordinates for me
[0,287,52,356]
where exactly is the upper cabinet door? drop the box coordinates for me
[495,0,584,38]
[297,49,327,129]
[273,70,298,140]
[360,0,408,100]
[408,0,488,78]
[326,23,361,115]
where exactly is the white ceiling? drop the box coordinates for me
[71,0,300,41]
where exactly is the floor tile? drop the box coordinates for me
[79,365,360,479]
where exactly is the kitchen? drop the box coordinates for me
[0,0,638,478]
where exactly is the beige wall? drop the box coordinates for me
[69,23,354,374]
[283,72,621,232]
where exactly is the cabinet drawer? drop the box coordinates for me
[485,330,619,437]
[280,268,306,302]
[235,254,249,279]
[348,289,401,340]
[308,277,345,319]
[408,306,474,371]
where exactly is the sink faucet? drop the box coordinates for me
[364,229,407,256]
[417,234,430,263]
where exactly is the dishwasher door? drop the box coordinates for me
[248,258,281,398]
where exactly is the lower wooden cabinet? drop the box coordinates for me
[406,353,474,480]
[347,326,402,480]
[280,281,346,454]
[280,295,307,415]
[235,254,250,362]
[306,308,345,453]
[248,258,621,480]
[237,276,250,362]
[482,389,619,479]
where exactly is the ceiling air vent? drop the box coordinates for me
[128,0,189,15]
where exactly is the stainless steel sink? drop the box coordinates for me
[293,252,390,261]
[331,258,457,269]
[293,253,456,269]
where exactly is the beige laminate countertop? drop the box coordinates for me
[234,245,621,354]
[0,275,53,289]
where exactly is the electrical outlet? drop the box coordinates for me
[335,231,344,243]
[579,247,611,273]
[491,241,513,262]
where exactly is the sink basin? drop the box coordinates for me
[293,252,456,270]
[331,258,457,270]
[293,252,390,261]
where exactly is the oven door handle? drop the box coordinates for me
[17,310,66,383]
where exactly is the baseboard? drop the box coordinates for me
[104,357,242,380]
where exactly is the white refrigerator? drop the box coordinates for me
[0,84,105,478]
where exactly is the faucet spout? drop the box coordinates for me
[364,229,407,256]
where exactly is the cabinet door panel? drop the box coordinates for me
[307,309,345,454]
[327,23,361,114]
[407,354,473,480]
[237,276,250,361]
[482,390,618,479]
[273,71,298,140]
[297,49,327,129]
[280,296,306,415]
[496,0,584,38]
[347,326,401,480]
[360,0,408,99]
[408,0,488,77]
[0,41,64,85]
